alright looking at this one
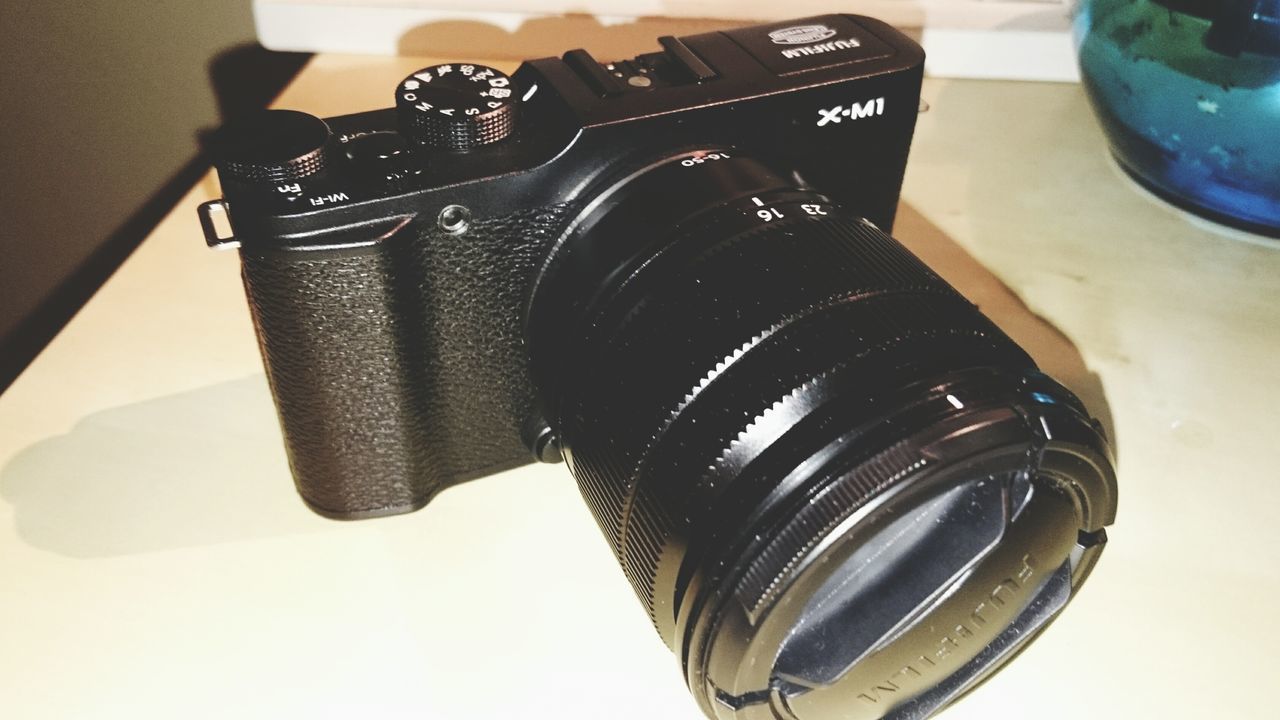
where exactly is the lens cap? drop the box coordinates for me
[688,399,1115,719]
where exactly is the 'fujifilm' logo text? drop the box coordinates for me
[781,38,862,58]
[856,554,1039,706]
[816,97,885,127]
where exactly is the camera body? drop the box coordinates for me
[204,16,1118,719]
[205,14,925,519]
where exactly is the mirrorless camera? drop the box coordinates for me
[199,14,1117,720]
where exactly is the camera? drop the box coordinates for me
[199,14,1117,719]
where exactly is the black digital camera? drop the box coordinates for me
[199,14,1117,720]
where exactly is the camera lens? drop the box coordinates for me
[525,151,1116,719]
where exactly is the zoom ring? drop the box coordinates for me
[559,204,1031,636]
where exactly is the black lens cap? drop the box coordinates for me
[687,393,1116,719]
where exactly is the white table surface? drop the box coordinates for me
[2,52,1278,719]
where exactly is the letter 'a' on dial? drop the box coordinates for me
[395,63,518,150]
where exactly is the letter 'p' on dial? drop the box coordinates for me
[395,64,518,150]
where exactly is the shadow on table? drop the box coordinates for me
[0,204,1112,559]
[0,44,309,397]
[0,375,326,558]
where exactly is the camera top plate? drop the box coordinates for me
[207,15,924,251]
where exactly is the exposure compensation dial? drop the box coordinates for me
[396,64,518,150]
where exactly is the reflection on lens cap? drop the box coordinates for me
[775,473,1019,688]
[692,401,1115,720]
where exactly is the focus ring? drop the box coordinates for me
[559,208,1030,633]
[568,213,953,547]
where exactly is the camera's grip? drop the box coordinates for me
[240,227,441,519]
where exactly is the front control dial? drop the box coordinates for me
[396,64,518,150]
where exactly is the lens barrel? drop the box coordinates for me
[526,151,1116,719]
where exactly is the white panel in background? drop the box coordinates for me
[253,0,1080,82]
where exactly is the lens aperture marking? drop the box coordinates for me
[679,151,733,167]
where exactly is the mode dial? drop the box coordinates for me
[218,110,332,184]
[396,64,518,150]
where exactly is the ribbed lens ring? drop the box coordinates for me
[526,151,1040,643]
[561,228,1031,634]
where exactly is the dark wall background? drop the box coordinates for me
[0,2,308,393]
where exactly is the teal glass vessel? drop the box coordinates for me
[1075,0,1280,236]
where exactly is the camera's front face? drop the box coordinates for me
[202,14,1117,720]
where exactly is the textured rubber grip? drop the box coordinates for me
[240,206,572,518]
[241,240,444,518]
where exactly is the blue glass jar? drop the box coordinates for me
[1075,0,1280,236]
